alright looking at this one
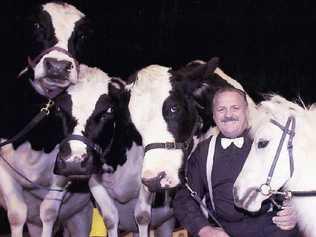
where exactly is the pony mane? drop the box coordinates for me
[249,94,316,140]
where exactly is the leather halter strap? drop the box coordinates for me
[59,128,115,163]
[143,114,202,154]
[258,116,296,197]
[266,116,295,184]
[144,141,189,153]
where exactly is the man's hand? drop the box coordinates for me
[273,200,297,230]
[198,226,229,237]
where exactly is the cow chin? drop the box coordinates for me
[54,152,95,178]
[33,77,71,98]
[142,167,181,191]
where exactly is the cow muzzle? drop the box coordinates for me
[54,153,94,178]
[28,46,79,98]
[142,171,167,192]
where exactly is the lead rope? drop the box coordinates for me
[0,100,68,192]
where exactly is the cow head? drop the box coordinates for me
[52,65,123,178]
[127,57,232,191]
[21,2,94,98]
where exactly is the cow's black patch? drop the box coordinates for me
[24,4,57,61]
[1,73,65,153]
[104,88,142,171]
[68,16,96,66]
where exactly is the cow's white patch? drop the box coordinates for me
[68,65,111,156]
[128,65,183,188]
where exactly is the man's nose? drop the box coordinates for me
[225,109,232,117]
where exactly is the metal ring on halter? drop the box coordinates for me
[258,183,272,196]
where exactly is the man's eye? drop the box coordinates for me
[258,140,269,149]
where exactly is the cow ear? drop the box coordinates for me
[204,57,220,77]
[109,77,127,99]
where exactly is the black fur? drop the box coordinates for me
[1,73,65,152]
[104,83,142,171]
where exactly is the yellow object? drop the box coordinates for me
[89,208,107,237]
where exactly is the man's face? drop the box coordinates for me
[213,91,248,138]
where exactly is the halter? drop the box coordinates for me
[257,116,296,197]
[141,115,201,192]
[58,131,114,164]
[144,115,202,154]
[257,115,316,199]
[28,46,80,75]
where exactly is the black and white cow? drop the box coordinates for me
[0,63,118,237]
[39,65,125,237]
[0,2,96,236]
[18,1,94,98]
[137,59,256,189]
[75,58,236,237]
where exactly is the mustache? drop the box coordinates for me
[221,116,239,123]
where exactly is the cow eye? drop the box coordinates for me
[33,22,41,30]
[80,34,87,40]
[257,140,269,149]
[106,107,113,114]
[77,32,87,42]
[170,105,178,113]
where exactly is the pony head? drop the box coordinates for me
[233,95,314,212]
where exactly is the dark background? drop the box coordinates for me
[1,0,316,234]
[2,0,316,102]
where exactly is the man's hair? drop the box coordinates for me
[212,87,248,107]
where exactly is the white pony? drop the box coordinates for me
[234,95,316,237]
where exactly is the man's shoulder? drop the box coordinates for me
[189,136,214,162]
[196,135,217,151]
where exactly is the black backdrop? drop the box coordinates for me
[1,0,316,233]
[2,0,316,102]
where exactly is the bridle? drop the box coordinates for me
[257,115,316,200]
[28,46,80,75]
[143,114,202,154]
[58,129,114,163]
[141,114,201,192]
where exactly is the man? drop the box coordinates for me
[173,87,299,237]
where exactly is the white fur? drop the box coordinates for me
[128,65,183,188]
[234,95,316,236]
[67,65,111,159]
